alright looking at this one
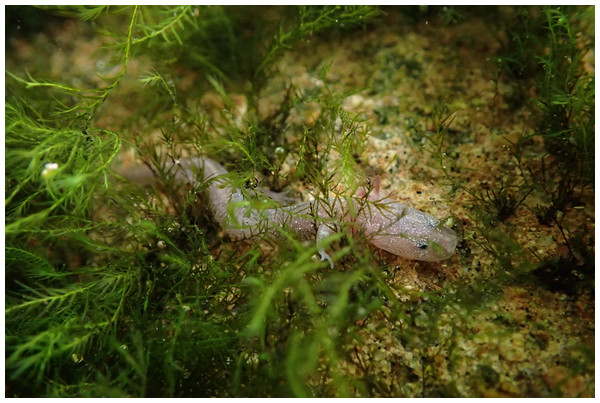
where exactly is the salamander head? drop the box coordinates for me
[362,202,458,262]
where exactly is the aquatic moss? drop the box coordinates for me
[5,5,385,397]
[5,5,594,398]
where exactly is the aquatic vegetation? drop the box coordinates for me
[490,6,595,297]
[5,5,594,398]
[497,6,594,183]
[530,220,594,295]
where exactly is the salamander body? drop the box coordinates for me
[123,157,458,267]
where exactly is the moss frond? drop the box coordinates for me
[6,5,593,398]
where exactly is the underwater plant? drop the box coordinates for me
[5,5,594,398]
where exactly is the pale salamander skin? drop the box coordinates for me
[124,157,458,267]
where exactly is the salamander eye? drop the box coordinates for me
[417,242,428,250]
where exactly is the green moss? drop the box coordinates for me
[497,6,594,184]
[5,5,594,398]
[5,5,386,397]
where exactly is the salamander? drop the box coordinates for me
[121,156,458,267]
